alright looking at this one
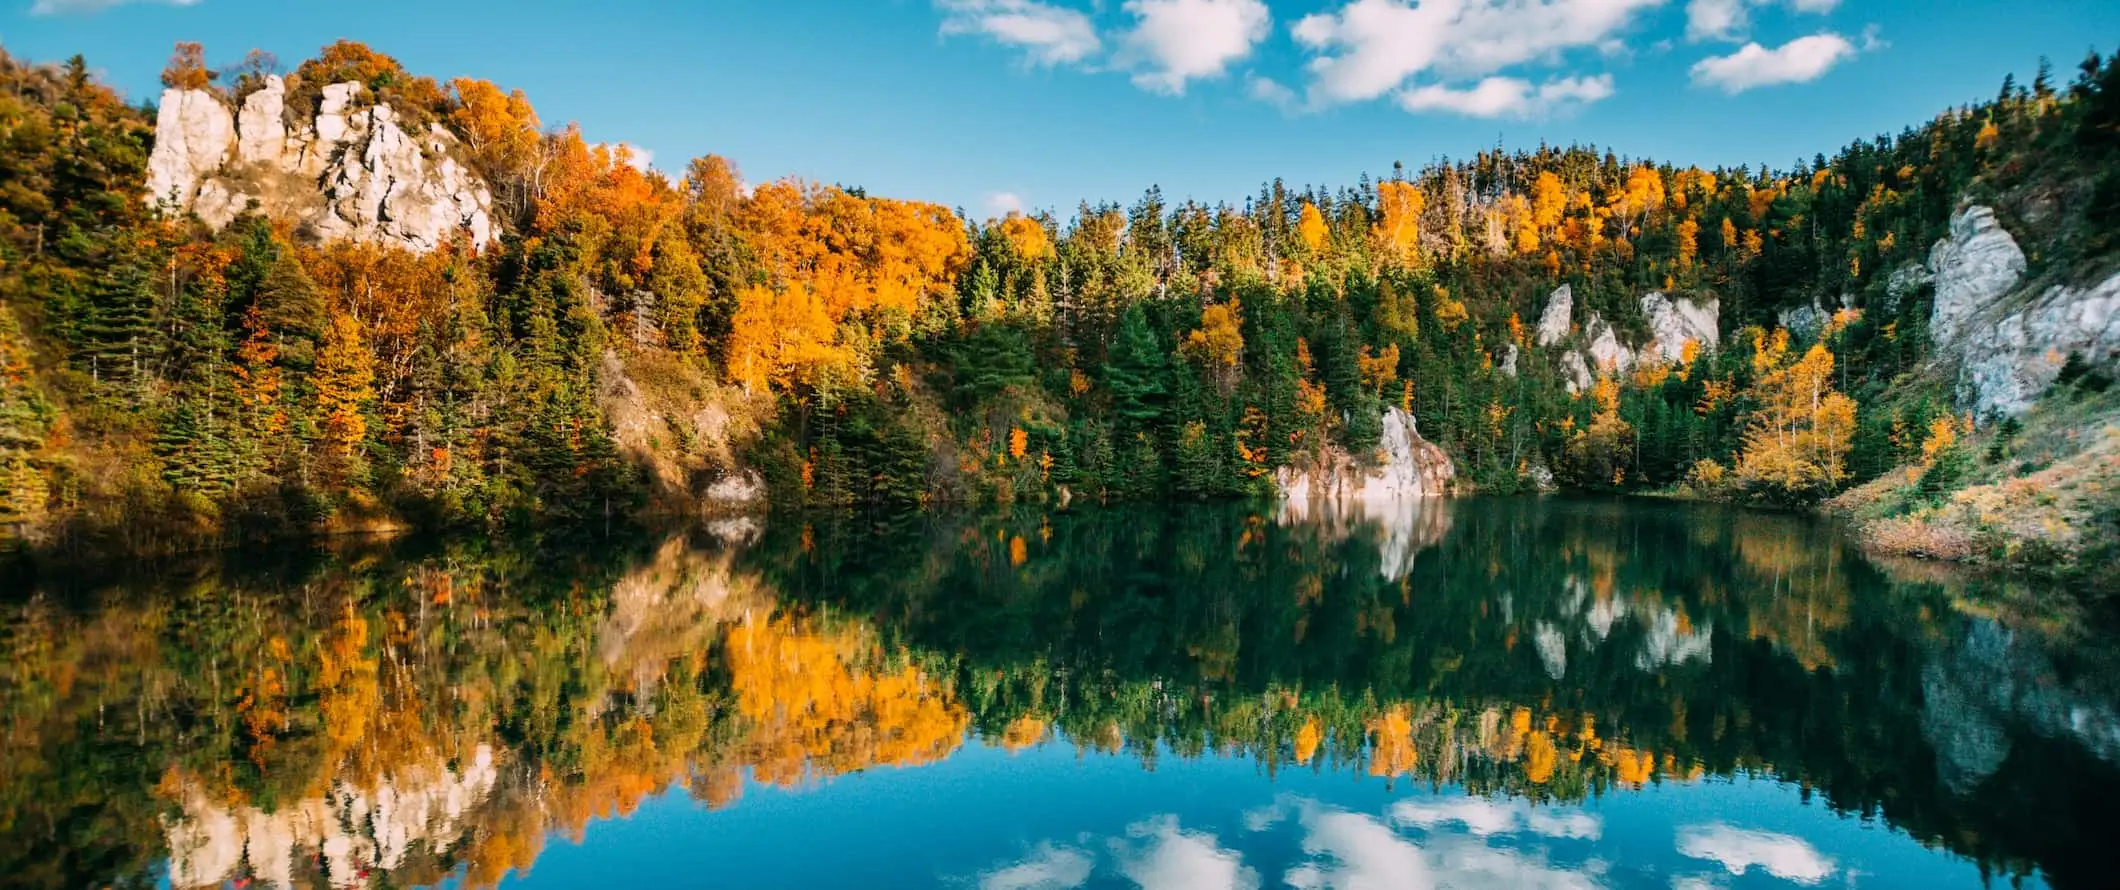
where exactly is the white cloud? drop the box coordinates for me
[1291,0,1665,106]
[1675,824,1836,884]
[1396,73,1613,118]
[1119,0,1272,95]
[1247,75,1300,112]
[939,0,1102,66]
[30,0,197,13]
[1683,0,1746,41]
[1110,816,1259,890]
[1684,0,1842,42]
[980,842,1095,890]
[984,191,1028,217]
[1689,32,1855,92]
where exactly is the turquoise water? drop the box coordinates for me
[4,497,2114,888]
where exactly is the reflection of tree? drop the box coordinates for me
[3,499,2118,889]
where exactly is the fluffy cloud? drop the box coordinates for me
[1675,823,1836,884]
[1291,0,1663,106]
[1689,32,1855,92]
[30,0,198,13]
[1396,73,1614,118]
[1111,816,1259,890]
[1684,0,1842,42]
[1119,0,1272,95]
[979,842,1094,890]
[938,0,1102,66]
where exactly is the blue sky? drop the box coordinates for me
[3,0,2116,218]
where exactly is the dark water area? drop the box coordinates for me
[3,496,2117,889]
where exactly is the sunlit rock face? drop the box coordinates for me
[145,77,494,253]
[1541,290,1717,394]
[1639,292,1718,363]
[162,746,498,889]
[1537,284,1574,347]
[1923,204,2120,418]
[1275,407,1456,506]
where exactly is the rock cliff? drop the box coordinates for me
[1924,205,2120,418]
[1534,286,1718,393]
[145,76,495,253]
[1274,407,1456,504]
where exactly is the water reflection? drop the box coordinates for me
[2,497,2116,889]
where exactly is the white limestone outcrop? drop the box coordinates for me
[1275,407,1455,505]
[145,77,495,253]
[1536,284,1573,346]
[1925,205,2120,417]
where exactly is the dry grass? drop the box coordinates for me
[1835,395,2120,575]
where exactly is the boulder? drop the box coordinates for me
[1498,342,1519,378]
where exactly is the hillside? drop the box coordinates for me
[0,40,2116,588]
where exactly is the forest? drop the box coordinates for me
[2,40,2118,576]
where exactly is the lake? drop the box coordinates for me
[4,497,2117,889]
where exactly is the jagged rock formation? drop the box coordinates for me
[1640,291,1718,362]
[1275,407,1456,504]
[1536,287,1718,393]
[1498,342,1520,378]
[1925,205,2120,417]
[144,76,494,253]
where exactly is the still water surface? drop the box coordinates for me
[4,497,2118,889]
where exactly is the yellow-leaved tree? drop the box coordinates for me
[1374,181,1425,267]
[1733,329,1858,503]
[1297,201,1330,253]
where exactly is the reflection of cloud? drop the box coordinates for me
[1675,824,1835,884]
[1391,797,1519,836]
[1286,806,1431,889]
[1670,876,1725,890]
[1391,796,1602,841]
[1111,816,1259,890]
[980,841,1094,890]
[1525,808,1603,841]
[1292,799,1603,890]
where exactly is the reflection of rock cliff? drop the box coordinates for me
[146,77,495,252]
[1921,618,2120,796]
[163,747,498,890]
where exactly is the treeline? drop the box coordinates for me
[2,41,2118,548]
